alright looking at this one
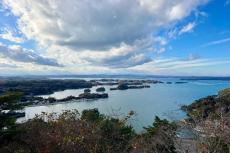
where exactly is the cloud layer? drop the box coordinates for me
[2,0,208,68]
[0,27,25,43]
[3,0,206,48]
[0,44,62,67]
[129,57,230,75]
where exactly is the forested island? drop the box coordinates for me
[110,83,151,90]
[0,79,93,96]
[0,78,166,106]
[0,78,164,96]
[22,92,109,106]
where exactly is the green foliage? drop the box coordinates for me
[0,109,178,153]
[182,88,230,123]
[182,95,224,121]
[207,137,229,153]
[130,116,177,153]
[218,88,230,99]
[0,92,23,110]
[96,87,106,92]
[81,108,104,122]
[218,88,230,106]
[0,79,92,96]
[0,109,136,153]
[181,88,230,153]
[144,116,177,135]
[0,92,24,143]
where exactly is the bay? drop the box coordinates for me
[19,77,230,132]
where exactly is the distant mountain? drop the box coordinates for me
[0,74,230,81]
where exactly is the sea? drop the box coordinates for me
[18,77,230,132]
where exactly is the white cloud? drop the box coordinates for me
[129,57,230,75]
[202,38,230,47]
[2,0,208,69]
[0,63,17,68]
[187,53,200,61]
[0,27,25,43]
[179,22,196,35]
[0,44,62,67]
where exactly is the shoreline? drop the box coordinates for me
[25,98,108,108]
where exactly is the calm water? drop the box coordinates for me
[20,78,230,132]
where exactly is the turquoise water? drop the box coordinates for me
[21,78,230,132]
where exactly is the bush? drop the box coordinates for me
[0,109,178,153]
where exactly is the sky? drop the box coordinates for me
[0,0,229,76]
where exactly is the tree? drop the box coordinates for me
[0,92,24,143]
[178,88,230,153]
[0,109,136,153]
[130,116,177,153]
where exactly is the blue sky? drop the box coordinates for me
[167,0,230,58]
[0,0,229,76]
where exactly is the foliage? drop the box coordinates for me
[182,90,230,121]
[0,108,179,153]
[81,108,104,122]
[144,116,176,135]
[0,92,24,144]
[0,109,135,153]
[181,88,230,153]
[218,88,230,99]
[130,116,177,153]
[218,88,230,105]
[96,87,106,92]
[0,79,92,96]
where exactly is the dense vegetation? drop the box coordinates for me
[182,88,230,121]
[181,88,230,153]
[0,80,92,96]
[96,87,106,92]
[0,92,25,145]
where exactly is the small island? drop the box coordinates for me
[96,87,106,92]
[110,83,151,90]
